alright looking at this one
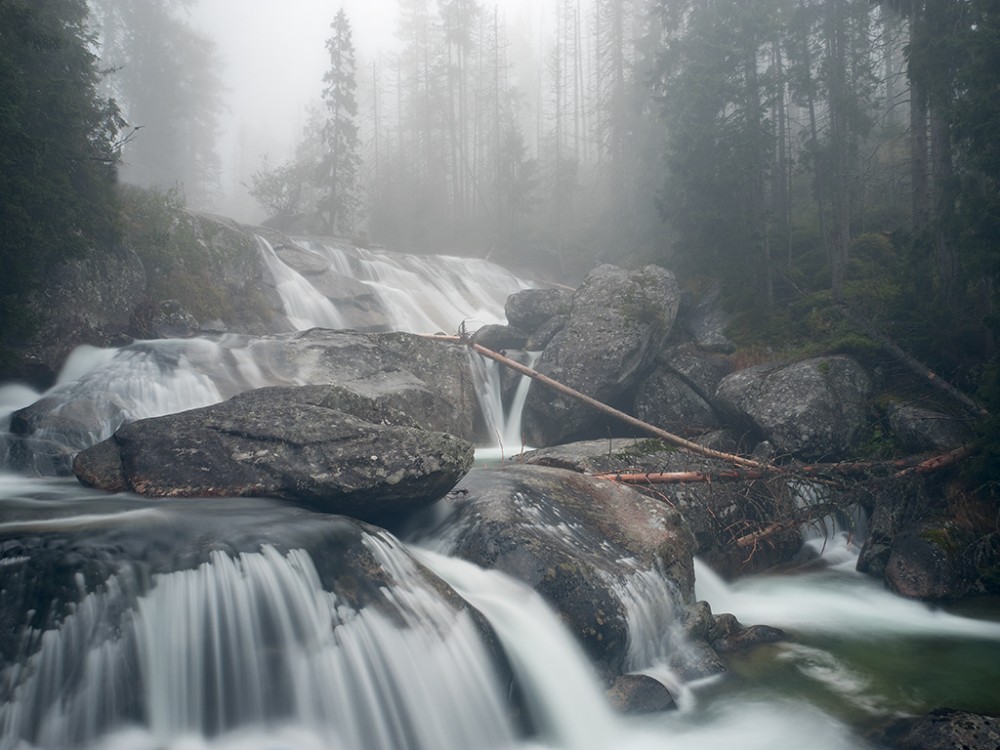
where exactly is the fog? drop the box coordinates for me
[189,0,539,223]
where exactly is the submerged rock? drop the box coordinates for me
[73,384,474,522]
[605,674,676,714]
[522,265,681,447]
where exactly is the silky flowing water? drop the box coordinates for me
[1,239,998,749]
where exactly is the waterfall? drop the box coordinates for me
[257,237,348,330]
[301,240,533,334]
[0,537,519,750]
[416,549,622,750]
[0,336,298,473]
[467,349,539,459]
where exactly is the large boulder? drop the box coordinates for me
[520,439,802,577]
[401,464,709,680]
[10,330,480,474]
[522,265,681,447]
[715,356,874,460]
[633,370,721,435]
[73,384,474,522]
[856,476,982,600]
[504,288,572,333]
[677,281,735,353]
[888,402,973,453]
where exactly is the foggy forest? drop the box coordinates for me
[2,0,1000,749]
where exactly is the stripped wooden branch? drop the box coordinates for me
[428,334,766,471]
[426,334,980,481]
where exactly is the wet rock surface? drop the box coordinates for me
[400,464,704,678]
[74,384,475,522]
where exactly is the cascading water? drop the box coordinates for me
[300,239,534,334]
[3,236,1000,750]
[466,349,540,459]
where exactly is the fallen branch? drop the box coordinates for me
[897,443,978,476]
[427,334,979,481]
[838,305,988,418]
[734,503,845,548]
[593,470,768,484]
[592,453,956,485]
[429,335,766,471]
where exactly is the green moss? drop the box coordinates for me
[919,527,960,554]
[118,185,257,325]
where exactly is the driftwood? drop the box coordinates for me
[429,334,767,471]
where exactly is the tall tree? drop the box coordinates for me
[319,8,361,234]
[0,0,122,337]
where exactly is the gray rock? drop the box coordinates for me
[704,610,786,657]
[857,476,978,600]
[523,265,681,447]
[873,709,1000,750]
[149,299,201,338]
[73,384,475,522]
[504,288,572,333]
[715,356,874,460]
[884,524,971,601]
[520,438,802,577]
[633,370,721,435]
[888,403,972,453]
[525,314,566,350]
[605,674,676,714]
[403,464,703,678]
[471,324,529,351]
[678,281,735,353]
[661,344,733,402]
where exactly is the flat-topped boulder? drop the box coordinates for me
[73,384,474,522]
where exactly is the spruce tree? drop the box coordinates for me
[319,8,361,235]
[0,0,123,341]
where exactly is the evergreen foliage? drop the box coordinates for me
[319,8,362,234]
[90,0,224,207]
[0,0,122,339]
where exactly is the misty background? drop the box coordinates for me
[84,0,1000,386]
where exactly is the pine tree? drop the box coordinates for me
[319,8,361,235]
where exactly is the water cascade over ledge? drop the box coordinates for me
[1,238,999,749]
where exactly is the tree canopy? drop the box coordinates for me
[0,0,122,338]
